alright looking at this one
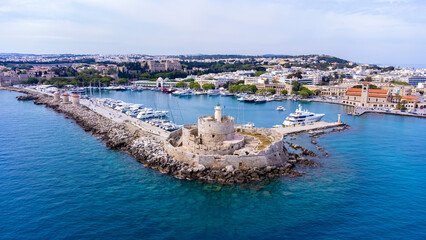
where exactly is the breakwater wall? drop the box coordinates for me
[8,87,303,185]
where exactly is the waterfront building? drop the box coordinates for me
[254,82,293,94]
[401,96,419,109]
[343,83,394,108]
[320,86,348,98]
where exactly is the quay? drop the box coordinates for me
[272,121,346,136]
[349,107,426,118]
[80,98,170,138]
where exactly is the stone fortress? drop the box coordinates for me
[164,104,289,169]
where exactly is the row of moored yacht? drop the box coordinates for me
[96,98,168,119]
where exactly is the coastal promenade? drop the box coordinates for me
[349,106,426,118]
[302,97,426,118]
[272,121,345,136]
[80,99,170,138]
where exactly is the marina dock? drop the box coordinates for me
[80,99,171,139]
[271,121,346,136]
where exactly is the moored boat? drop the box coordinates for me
[282,104,324,126]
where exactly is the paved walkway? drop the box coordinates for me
[272,121,345,136]
[350,106,426,118]
[80,99,170,138]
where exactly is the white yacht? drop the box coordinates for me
[175,89,194,96]
[282,104,324,126]
[207,89,220,96]
[276,106,286,111]
[137,110,157,119]
[255,96,267,103]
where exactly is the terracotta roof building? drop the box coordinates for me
[343,82,395,108]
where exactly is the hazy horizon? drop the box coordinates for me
[1,0,425,66]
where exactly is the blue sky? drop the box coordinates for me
[0,0,425,65]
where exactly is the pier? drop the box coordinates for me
[272,121,346,136]
[80,99,171,139]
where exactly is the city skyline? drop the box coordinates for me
[1,0,425,66]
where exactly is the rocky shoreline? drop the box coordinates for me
[6,87,314,185]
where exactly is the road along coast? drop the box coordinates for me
[5,87,317,185]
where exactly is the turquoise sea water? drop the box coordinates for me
[1,90,425,239]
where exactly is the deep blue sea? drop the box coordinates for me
[1,89,425,239]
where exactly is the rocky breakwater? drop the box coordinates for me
[128,137,300,185]
[14,88,300,185]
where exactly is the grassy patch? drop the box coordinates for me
[239,131,272,150]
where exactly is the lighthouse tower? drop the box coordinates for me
[214,104,222,122]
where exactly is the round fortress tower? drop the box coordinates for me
[198,104,235,143]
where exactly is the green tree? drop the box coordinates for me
[189,81,201,89]
[247,84,258,93]
[255,71,265,77]
[390,81,409,85]
[202,83,215,90]
[291,81,302,92]
[267,88,276,94]
[23,77,39,85]
[175,81,187,88]
[256,89,267,95]
[299,87,313,97]
[281,89,288,95]
[118,78,128,85]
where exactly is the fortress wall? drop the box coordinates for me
[165,138,287,169]
[165,120,288,170]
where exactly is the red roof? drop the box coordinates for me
[72,94,79,98]
[62,93,69,96]
[369,94,387,98]
[369,89,388,94]
[402,96,419,101]
[347,88,362,92]
[346,88,389,97]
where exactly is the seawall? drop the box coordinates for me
[4,87,303,185]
